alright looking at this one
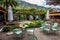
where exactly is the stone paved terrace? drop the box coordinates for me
[0,28,60,40]
[35,28,60,40]
[0,21,60,40]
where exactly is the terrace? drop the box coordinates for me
[0,0,60,40]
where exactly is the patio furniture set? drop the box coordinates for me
[40,21,59,34]
[3,24,38,40]
[0,20,59,40]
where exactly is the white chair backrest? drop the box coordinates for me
[53,23,58,27]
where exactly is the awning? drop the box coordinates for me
[50,14,60,16]
[50,12,60,16]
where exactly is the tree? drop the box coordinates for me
[0,0,3,6]
[0,0,18,22]
[0,0,18,10]
[29,8,36,15]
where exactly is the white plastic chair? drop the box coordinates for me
[26,28,38,40]
[13,29,22,34]
[26,28,35,35]
[40,24,50,33]
[52,23,59,32]
[40,24,46,29]
[13,28,23,40]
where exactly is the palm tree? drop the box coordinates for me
[0,0,2,4]
[0,0,18,10]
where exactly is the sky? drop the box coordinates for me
[23,0,60,9]
[24,0,46,6]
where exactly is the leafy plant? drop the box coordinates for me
[3,26,11,32]
[11,26,19,29]
[0,0,18,10]
[3,25,19,32]
[32,20,44,27]
[28,23,35,28]
[35,20,41,27]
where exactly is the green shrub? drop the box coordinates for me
[3,26,19,32]
[11,26,19,29]
[28,23,35,28]
[35,21,41,26]
[32,20,45,27]
[3,26,11,32]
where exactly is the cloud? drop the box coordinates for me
[23,0,60,9]
[24,0,46,6]
[45,5,60,9]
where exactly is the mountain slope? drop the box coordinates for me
[16,0,46,10]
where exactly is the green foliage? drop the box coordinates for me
[28,23,35,27]
[32,20,45,27]
[3,26,19,32]
[3,26,11,32]
[11,26,19,29]
[13,6,37,14]
[23,20,45,28]
[19,15,25,21]
[0,0,18,9]
[35,21,41,26]
[40,8,47,15]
